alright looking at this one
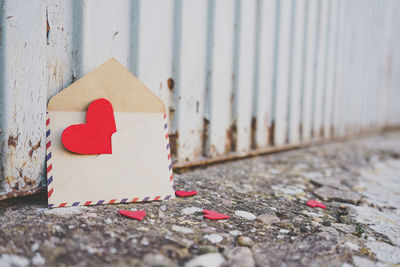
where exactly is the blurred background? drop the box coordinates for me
[0,0,399,199]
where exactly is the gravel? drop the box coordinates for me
[0,131,400,266]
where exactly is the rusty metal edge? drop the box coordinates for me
[0,186,46,201]
[173,127,399,173]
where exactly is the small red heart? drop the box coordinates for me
[62,98,116,154]
[203,209,230,220]
[306,199,326,209]
[175,190,198,197]
[118,210,146,221]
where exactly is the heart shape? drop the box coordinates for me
[62,98,116,154]
[203,209,230,220]
[306,199,326,209]
[175,190,198,197]
[118,210,147,221]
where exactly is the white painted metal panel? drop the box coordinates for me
[323,0,338,138]
[288,0,306,144]
[313,0,328,140]
[235,0,257,154]
[301,0,319,141]
[0,1,47,196]
[174,0,208,162]
[207,0,235,157]
[274,0,292,146]
[254,0,276,149]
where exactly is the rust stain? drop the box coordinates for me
[8,134,19,147]
[251,117,257,150]
[28,140,41,158]
[299,122,303,140]
[226,122,237,152]
[319,127,324,138]
[268,120,275,146]
[167,78,175,90]
[169,131,179,159]
[202,118,210,156]
[23,176,35,188]
[46,7,50,44]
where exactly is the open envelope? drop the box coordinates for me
[46,58,175,208]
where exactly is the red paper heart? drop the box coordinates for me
[62,98,116,154]
[175,190,198,197]
[203,209,230,220]
[118,210,146,221]
[306,199,326,209]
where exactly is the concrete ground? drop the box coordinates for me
[0,131,400,267]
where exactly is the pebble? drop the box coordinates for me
[172,225,194,234]
[344,241,359,251]
[198,246,218,255]
[141,237,149,246]
[31,242,39,252]
[311,221,320,228]
[0,254,29,267]
[224,247,255,267]
[204,234,223,244]
[237,236,254,247]
[31,253,45,266]
[234,210,257,221]
[184,253,225,267]
[229,230,243,236]
[314,186,362,204]
[143,253,174,267]
[104,218,113,224]
[182,207,203,215]
[256,213,280,225]
[279,229,290,234]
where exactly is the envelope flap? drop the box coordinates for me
[47,58,165,113]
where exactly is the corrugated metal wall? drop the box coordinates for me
[1,0,400,199]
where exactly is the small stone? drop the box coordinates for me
[31,253,45,266]
[0,254,29,267]
[314,186,362,204]
[182,207,203,215]
[224,247,255,267]
[143,253,174,267]
[109,247,117,254]
[184,253,225,267]
[104,218,113,224]
[311,221,320,228]
[237,236,254,247]
[221,199,233,206]
[141,237,149,246]
[198,246,218,255]
[68,225,76,230]
[31,242,39,252]
[277,235,284,239]
[256,213,280,225]
[172,225,194,234]
[344,242,359,251]
[204,234,223,244]
[229,230,243,236]
[234,210,257,221]
[279,229,290,234]
[275,221,295,230]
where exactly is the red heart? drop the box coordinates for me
[118,210,146,221]
[203,209,230,220]
[306,199,326,209]
[175,190,198,197]
[62,98,116,154]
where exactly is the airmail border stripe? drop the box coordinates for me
[47,113,175,209]
[47,195,172,208]
[163,113,174,184]
[46,114,54,207]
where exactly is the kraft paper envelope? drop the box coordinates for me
[46,58,175,208]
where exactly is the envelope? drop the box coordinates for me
[46,58,175,208]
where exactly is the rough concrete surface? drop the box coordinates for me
[1,131,400,267]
